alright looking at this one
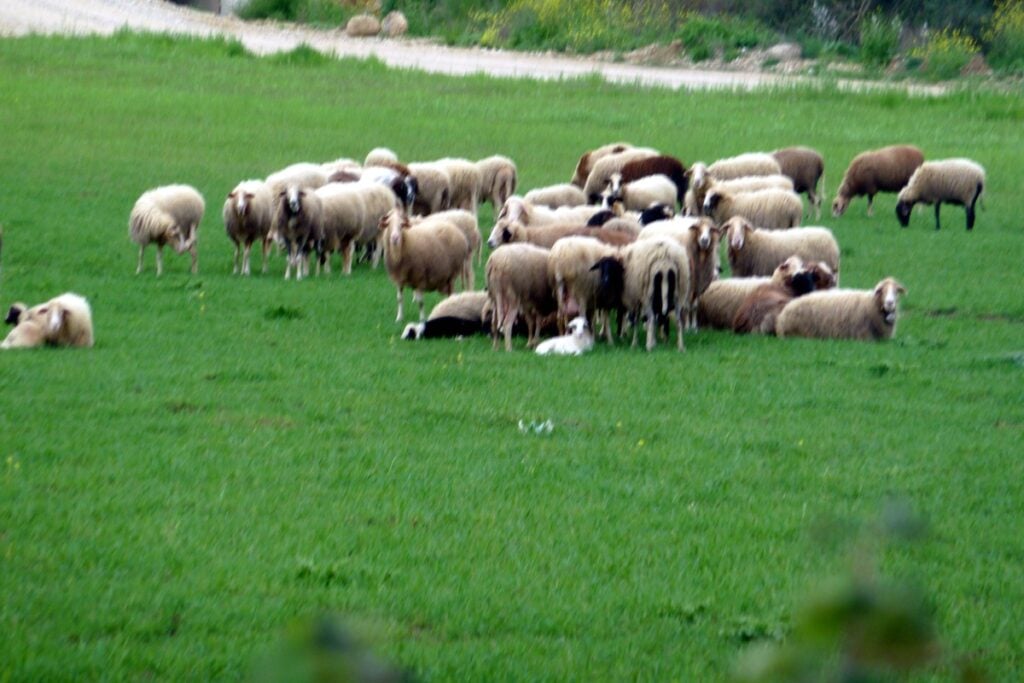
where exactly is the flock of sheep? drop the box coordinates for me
[1,140,986,352]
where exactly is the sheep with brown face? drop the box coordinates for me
[223,180,273,276]
[832,145,924,217]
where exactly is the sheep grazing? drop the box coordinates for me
[570,142,634,188]
[273,184,323,280]
[434,158,482,214]
[406,162,451,216]
[685,171,794,217]
[223,180,273,276]
[364,147,399,167]
[381,209,470,322]
[582,148,659,203]
[707,152,782,181]
[776,277,907,341]
[604,173,678,213]
[703,187,803,230]
[772,146,826,218]
[485,243,557,351]
[129,184,205,276]
[1,292,94,349]
[724,217,840,279]
[535,316,594,356]
[547,236,616,334]
[614,154,689,205]
[622,236,692,351]
[895,159,986,231]
[402,290,490,340]
[475,155,518,211]
[832,144,924,217]
[732,256,816,334]
[524,183,588,209]
[696,277,771,330]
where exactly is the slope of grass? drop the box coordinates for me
[1,32,1022,681]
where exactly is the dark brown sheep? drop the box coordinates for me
[616,155,689,205]
[832,145,924,217]
[772,146,825,218]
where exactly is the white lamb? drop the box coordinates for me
[535,316,594,356]
[1,292,94,349]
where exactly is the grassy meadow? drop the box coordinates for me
[1,32,1023,681]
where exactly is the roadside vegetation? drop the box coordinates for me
[1,31,1023,681]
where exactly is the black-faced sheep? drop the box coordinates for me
[129,184,205,276]
[223,180,273,276]
[475,155,518,211]
[703,188,803,230]
[582,148,659,203]
[772,146,825,218]
[707,153,782,180]
[485,243,557,351]
[402,290,490,340]
[381,209,470,322]
[776,277,907,341]
[571,142,634,188]
[724,216,840,279]
[547,236,617,334]
[622,237,692,351]
[524,183,588,209]
[616,154,689,204]
[832,145,924,217]
[731,256,817,334]
[1,292,94,349]
[895,159,985,231]
[273,184,323,280]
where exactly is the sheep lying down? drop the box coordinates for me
[535,316,594,356]
[2,292,94,350]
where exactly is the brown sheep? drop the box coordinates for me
[772,146,825,218]
[570,142,634,187]
[832,145,924,217]
[616,154,689,205]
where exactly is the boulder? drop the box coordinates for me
[346,13,381,38]
[382,11,409,38]
[765,43,802,62]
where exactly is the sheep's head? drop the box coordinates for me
[874,278,907,325]
[726,217,752,251]
[229,191,254,216]
[486,220,519,249]
[831,194,849,217]
[689,218,717,251]
[809,262,837,291]
[590,255,625,308]
[608,172,624,194]
[702,190,723,215]
[688,163,708,190]
[771,256,806,288]
[894,200,913,227]
[285,186,304,215]
[567,316,590,338]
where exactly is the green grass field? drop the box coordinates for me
[1,32,1022,681]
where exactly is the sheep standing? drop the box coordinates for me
[402,290,490,340]
[273,185,323,280]
[615,154,689,205]
[485,243,557,351]
[547,236,616,334]
[535,317,594,356]
[724,217,840,279]
[223,180,273,276]
[129,184,205,276]
[639,216,722,330]
[411,209,480,288]
[524,183,588,209]
[832,145,924,217]
[703,188,803,230]
[476,155,518,211]
[622,237,692,351]
[1,292,94,349]
[772,146,825,218]
[381,209,470,322]
[365,147,399,167]
[708,153,782,180]
[604,173,678,212]
[895,159,985,231]
[266,162,329,197]
[582,148,659,203]
[570,142,634,187]
[435,158,482,214]
[776,277,907,341]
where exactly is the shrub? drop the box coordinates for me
[912,29,980,81]
[237,0,347,26]
[675,14,775,62]
[984,0,1024,75]
[858,12,901,68]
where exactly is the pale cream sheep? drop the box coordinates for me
[524,183,588,209]
[129,184,204,276]
[703,187,803,229]
[547,236,617,334]
[707,152,782,180]
[776,277,907,341]
[411,209,480,289]
[724,216,840,278]
[485,243,557,351]
[603,173,677,212]
[435,158,482,214]
[1,292,94,349]
[895,159,985,231]
[570,142,635,187]
[406,162,451,216]
[364,147,399,167]
[475,155,518,211]
[223,179,273,276]
[622,236,692,351]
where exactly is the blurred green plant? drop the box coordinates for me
[984,0,1024,75]
[912,29,980,81]
[859,12,901,68]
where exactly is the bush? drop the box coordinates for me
[237,0,346,26]
[675,14,775,62]
[912,29,980,81]
[858,12,901,68]
[984,0,1024,75]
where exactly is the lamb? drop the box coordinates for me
[381,209,470,322]
[434,158,482,214]
[723,216,840,279]
[621,236,692,351]
[402,290,490,340]
[776,277,906,341]
[703,188,803,230]
[582,148,659,203]
[475,155,518,211]
[524,183,588,209]
[603,173,678,213]
[895,159,985,231]
[1,292,94,349]
[485,243,557,351]
[731,256,817,334]
[223,179,273,276]
[411,208,480,288]
[772,146,826,218]
[364,147,398,167]
[535,316,594,356]
[570,142,634,188]
[273,184,323,280]
[406,162,451,215]
[832,145,924,217]
[614,154,689,205]
[707,152,782,180]
[129,184,204,276]
[547,236,617,334]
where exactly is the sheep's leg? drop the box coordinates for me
[395,286,404,322]
[966,200,977,231]
[414,290,426,322]
[676,308,687,352]
[136,245,145,275]
[155,245,164,277]
[284,244,294,280]
[866,194,875,217]
[232,242,241,275]
[504,306,515,352]
[934,202,942,231]
[261,238,271,274]
[242,242,252,276]
[645,313,656,352]
[342,241,354,275]
[189,243,198,275]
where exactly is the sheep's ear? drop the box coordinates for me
[895,280,907,295]
[48,306,66,334]
[226,191,235,199]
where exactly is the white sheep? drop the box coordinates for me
[683,167,794,216]
[535,316,594,356]
[582,148,659,203]
[707,152,782,180]
[571,142,635,188]
[411,208,480,289]
[320,157,362,178]
[547,236,616,334]
[407,162,451,215]
[364,147,398,167]
[315,182,390,276]
[434,158,482,214]
[703,187,803,229]
[487,220,594,250]
[266,162,329,196]
[638,216,723,329]
[524,183,588,209]
[129,184,204,276]
[223,179,273,276]
[1,292,94,349]
[832,145,924,217]
[475,155,518,211]
[776,277,907,341]
[724,216,840,279]
[488,197,602,246]
[381,209,470,322]
[273,184,323,280]
[622,236,692,351]
[603,173,677,212]
[895,159,986,231]
[401,290,490,340]
[485,242,557,351]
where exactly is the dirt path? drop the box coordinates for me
[0,0,945,94]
